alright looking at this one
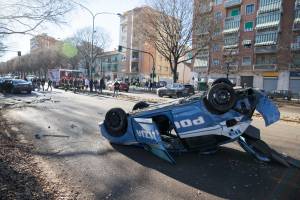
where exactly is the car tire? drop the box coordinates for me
[104,108,128,137]
[176,92,183,98]
[212,78,234,87]
[158,92,163,97]
[206,83,237,114]
[132,101,149,111]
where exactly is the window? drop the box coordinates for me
[230,8,240,17]
[246,4,255,15]
[214,0,222,5]
[242,57,252,65]
[212,44,220,52]
[244,21,254,31]
[214,12,222,21]
[213,59,220,65]
[132,51,139,59]
[213,26,221,36]
[256,54,277,65]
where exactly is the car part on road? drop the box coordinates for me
[99,78,298,168]
[132,101,150,111]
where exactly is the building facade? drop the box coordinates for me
[119,7,172,83]
[30,33,60,52]
[194,0,300,94]
[94,50,122,80]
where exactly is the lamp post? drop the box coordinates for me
[75,2,121,79]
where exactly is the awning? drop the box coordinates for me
[256,21,280,30]
[242,40,252,45]
[224,44,238,49]
[194,58,208,67]
[294,18,300,24]
[223,27,239,34]
[255,41,277,46]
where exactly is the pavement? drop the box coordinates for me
[1,89,300,199]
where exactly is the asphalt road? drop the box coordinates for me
[3,90,300,200]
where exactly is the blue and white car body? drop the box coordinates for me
[100,88,281,164]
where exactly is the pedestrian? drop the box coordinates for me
[37,77,41,91]
[32,78,37,91]
[113,80,120,97]
[41,78,45,91]
[46,79,53,92]
[85,78,89,91]
[100,77,105,94]
[89,78,94,92]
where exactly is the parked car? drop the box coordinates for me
[157,81,167,88]
[268,90,293,101]
[8,79,32,94]
[0,78,13,93]
[157,83,192,98]
[107,81,129,92]
[184,84,195,94]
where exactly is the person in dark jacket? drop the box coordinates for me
[46,79,53,92]
[89,79,94,92]
[100,77,105,94]
[113,80,120,97]
[41,78,45,91]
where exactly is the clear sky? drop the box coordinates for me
[1,0,143,62]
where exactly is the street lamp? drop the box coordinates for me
[74,1,121,79]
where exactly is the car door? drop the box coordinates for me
[132,117,175,163]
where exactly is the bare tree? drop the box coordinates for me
[70,27,111,76]
[140,0,214,82]
[0,0,73,35]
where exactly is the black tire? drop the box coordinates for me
[158,91,163,97]
[176,92,183,98]
[212,78,234,87]
[133,101,149,111]
[206,83,237,114]
[104,108,128,137]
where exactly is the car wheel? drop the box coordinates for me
[206,83,237,114]
[212,78,233,87]
[158,92,163,97]
[132,101,149,111]
[104,108,128,137]
[176,92,183,98]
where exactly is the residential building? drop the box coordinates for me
[119,7,172,82]
[94,50,122,80]
[194,0,300,94]
[30,33,60,52]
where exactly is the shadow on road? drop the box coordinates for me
[111,144,300,200]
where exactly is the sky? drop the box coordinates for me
[1,0,143,62]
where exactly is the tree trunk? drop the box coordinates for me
[172,61,178,83]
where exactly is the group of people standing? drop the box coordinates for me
[61,77,105,93]
[31,78,53,92]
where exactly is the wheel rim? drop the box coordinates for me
[212,89,231,105]
[107,111,121,128]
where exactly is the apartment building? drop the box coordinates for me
[94,50,122,80]
[30,33,60,52]
[194,0,300,94]
[119,7,171,82]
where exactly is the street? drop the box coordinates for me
[1,89,300,200]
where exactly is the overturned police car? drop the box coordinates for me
[99,79,297,167]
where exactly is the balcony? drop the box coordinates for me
[256,11,281,30]
[258,0,282,14]
[253,64,277,71]
[223,16,241,34]
[291,42,300,51]
[255,31,278,47]
[224,0,242,8]
[254,45,278,54]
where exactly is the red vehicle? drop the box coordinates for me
[48,69,83,87]
[107,81,129,92]
[119,82,129,92]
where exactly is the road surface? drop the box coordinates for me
[2,90,300,200]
